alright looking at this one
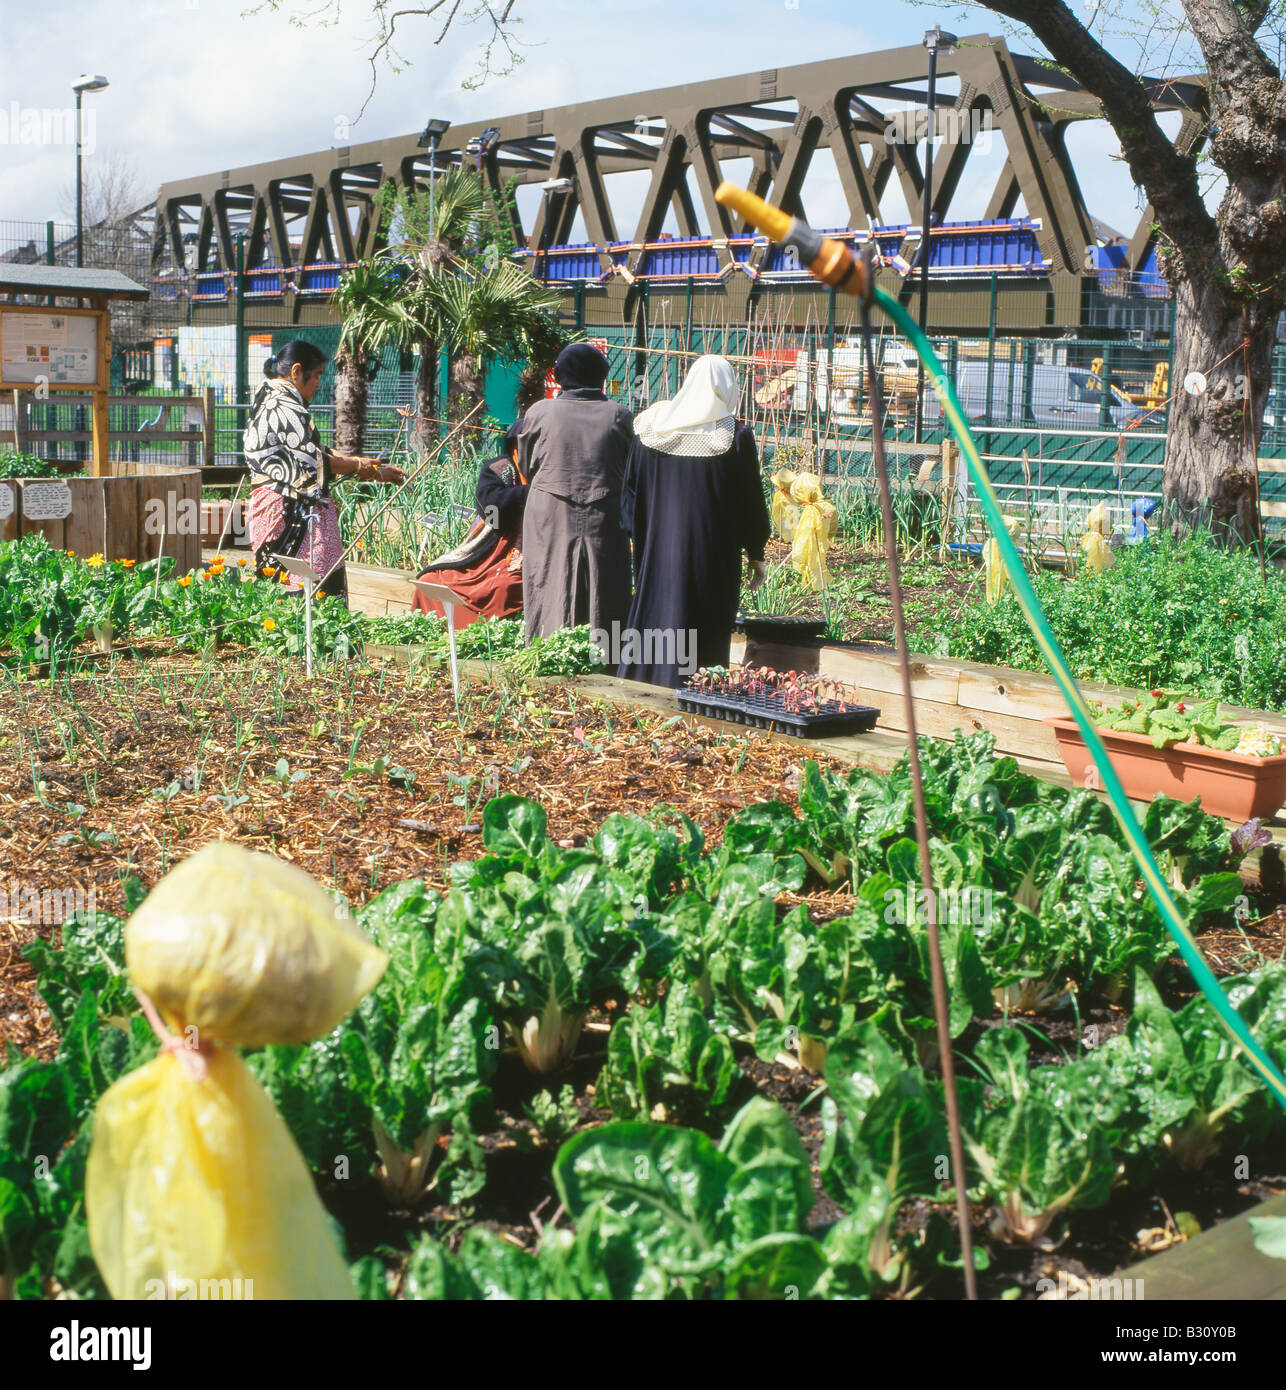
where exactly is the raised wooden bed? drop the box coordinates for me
[2,465,202,573]
[1120,1191,1286,1299]
[735,632,1286,820]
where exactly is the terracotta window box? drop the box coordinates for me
[1043,716,1286,823]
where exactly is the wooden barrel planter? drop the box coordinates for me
[0,465,202,574]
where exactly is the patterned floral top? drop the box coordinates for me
[242,379,330,502]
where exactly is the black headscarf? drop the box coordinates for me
[554,342,609,393]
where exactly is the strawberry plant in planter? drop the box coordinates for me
[1046,689,1286,823]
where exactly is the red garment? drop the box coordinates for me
[411,527,523,629]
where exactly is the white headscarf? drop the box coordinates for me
[634,354,740,456]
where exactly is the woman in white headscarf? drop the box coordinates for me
[617,354,770,687]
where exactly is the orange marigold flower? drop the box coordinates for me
[238,558,248,567]
[117,558,136,568]
[263,618,277,632]
[176,575,193,588]
[261,566,276,578]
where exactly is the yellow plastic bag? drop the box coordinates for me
[1081,500,1113,572]
[771,468,800,541]
[87,1048,356,1300]
[126,841,387,1047]
[87,843,389,1300]
[788,473,833,591]
[983,515,1024,604]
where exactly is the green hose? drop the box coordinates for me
[872,286,1286,1110]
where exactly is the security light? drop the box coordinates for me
[418,117,450,149]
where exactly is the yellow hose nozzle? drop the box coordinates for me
[714,181,868,298]
[715,182,794,241]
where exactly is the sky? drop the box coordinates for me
[0,0,1188,251]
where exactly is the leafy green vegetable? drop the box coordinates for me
[600,978,739,1123]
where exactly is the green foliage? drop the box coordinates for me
[7,726,1282,1302]
[0,451,75,480]
[1091,689,1254,752]
[933,534,1286,713]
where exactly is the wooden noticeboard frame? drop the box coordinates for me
[0,303,111,477]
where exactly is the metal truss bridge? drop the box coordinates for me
[150,35,1201,332]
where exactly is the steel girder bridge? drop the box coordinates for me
[151,34,1202,333]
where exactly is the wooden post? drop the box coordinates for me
[202,386,215,468]
[10,389,20,453]
[92,298,111,478]
[940,439,957,550]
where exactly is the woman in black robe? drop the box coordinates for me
[617,355,770,688]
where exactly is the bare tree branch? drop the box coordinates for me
[243,0,528,119]
[981,0,1218,268]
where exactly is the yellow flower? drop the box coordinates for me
[86,553,105,568]
[238,558,248,567]
[176,575,193,588]
[117,558,136,568]
[263,618,277,632]
[261,567,276,578]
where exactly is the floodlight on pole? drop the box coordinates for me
[72,74,109,270]
[418,117,450,247]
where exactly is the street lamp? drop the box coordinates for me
[418,117,450,247]
[72,75,109,269]
[914,27,956,442]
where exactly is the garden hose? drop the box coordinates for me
[714,181,1286,1111]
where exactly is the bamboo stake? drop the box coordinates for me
[858,273,978,1301]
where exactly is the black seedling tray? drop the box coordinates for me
[677,688,879,739]
[736,612,827,643]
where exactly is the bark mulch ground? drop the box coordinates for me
[0,644,844,1062]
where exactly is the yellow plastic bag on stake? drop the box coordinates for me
[86,842,388,1300]
[983,515,1024,603]
[770,468,800,541]
[1081,500,1113,572]
[788,473,835,591]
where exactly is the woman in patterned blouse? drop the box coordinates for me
[243,340,405,603]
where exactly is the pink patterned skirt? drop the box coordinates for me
[247,486,346,599]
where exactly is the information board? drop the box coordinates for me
[0,310,99,387]
[22,481,73,521]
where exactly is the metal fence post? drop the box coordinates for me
[1098,342,1114,430]
[1164,297,1177,436]
[234,234,247,460]
[983,271,998,429]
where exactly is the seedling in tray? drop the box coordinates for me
[680,664,878,737]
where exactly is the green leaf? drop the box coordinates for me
[1249,1216,1286,1261]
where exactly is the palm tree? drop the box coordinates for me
[380,172,488,452]
[416,258,566,425]
[331,258,398,455]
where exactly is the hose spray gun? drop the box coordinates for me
[714,182,874,298]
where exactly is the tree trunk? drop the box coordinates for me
[332,349,368,456]
[449,353,486,430]
[414,337,438,457]
[1163,272,1276,545]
